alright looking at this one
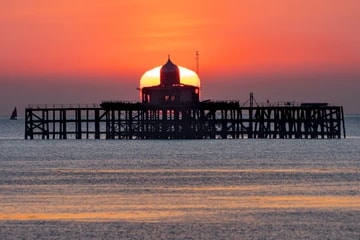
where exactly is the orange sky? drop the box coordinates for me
[1,0,360,114]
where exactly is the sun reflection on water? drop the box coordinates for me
[1,179,359,222]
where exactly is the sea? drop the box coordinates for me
[0,116,359,240]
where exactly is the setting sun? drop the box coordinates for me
[140,66,200,89]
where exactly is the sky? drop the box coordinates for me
[1,0,359,115]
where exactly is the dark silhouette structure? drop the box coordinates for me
[24,58,346,140]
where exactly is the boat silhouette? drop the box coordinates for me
[10,107,17,120]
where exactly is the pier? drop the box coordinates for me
[24,59,346,140]
[25,101,346,140]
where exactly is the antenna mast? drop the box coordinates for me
[195,51,199,76]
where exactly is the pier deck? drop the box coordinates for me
[25,101,345,139]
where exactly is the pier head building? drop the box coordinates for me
[141,57,200,105]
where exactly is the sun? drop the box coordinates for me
[140,66,200,89]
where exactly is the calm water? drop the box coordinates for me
[0,116,359,239]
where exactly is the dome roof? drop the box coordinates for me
[161,57,178,72]
[160,56,180,86]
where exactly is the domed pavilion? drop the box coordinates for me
[141,57,200,105]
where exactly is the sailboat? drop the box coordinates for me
[10,107,17,120]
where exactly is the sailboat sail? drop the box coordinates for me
[10,107,17,120]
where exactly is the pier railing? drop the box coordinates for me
[27,103,101,109]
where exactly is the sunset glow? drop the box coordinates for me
[0,0,359,114]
